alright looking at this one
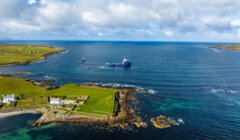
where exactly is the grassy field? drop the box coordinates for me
[0,45,63,66]
[0,77,118,115]
[212,44,240,51]
[16,97,48,107]
[51,84,117,115]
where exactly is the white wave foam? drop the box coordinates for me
[44,75,57,80]
[102,83,138,88]
[210,88,238,94]
[147,89,158,94]
[34,59,45,63]
[83,82,143,89]
[80,82,160,95]
[96,66,107,69]
[177,118,184,124]
[211,48,221,53]
[61,50,69,54]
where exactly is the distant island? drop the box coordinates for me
[211,44,240,51]
[0,45,65,67]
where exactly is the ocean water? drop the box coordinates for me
[0,41,240,139]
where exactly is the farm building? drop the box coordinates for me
[50,98,60,104]
[3,94,17,104]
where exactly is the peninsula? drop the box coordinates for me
[0,76,145,128]
[211,44,240,51]
[0,45,64,67]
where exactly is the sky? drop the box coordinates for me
[0,0,240,42]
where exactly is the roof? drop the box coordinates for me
[51,98,60,101]
[4,94,15,98]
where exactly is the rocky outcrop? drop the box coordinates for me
[0,72,32,77]
[27,79,57,87]
[151,115,179,129]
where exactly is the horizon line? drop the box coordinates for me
[0,40,240,44]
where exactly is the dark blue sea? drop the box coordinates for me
[0,41,240,140]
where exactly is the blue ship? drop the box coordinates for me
[106,57,132,67]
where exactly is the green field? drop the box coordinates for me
[212,44,240,51]
[0,45,63,66]
[0,77,118,115]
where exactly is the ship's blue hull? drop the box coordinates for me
[106,62,132,67]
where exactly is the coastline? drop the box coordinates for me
[0,84,146,128]
[0,48,67,68]
[0,110,40,119]
[211,44,240,51]
[34,85,147,128]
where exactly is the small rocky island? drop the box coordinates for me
[151,115,179,129]
[211,44,240,51]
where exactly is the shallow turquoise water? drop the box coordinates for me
[0,41,240,139]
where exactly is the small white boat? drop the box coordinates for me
[81,57,86,62]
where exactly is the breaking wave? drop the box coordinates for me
[210,88,238,94]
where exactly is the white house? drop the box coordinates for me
[3,94,16,104]
[50,98,60,104]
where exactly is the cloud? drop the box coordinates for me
[28,0,36,5]
[98,32,103,37]
[3,21,41,31]
[0,0,240,41]
[164,31,174,37]
[231,20,240,27]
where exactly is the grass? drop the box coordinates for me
[51,84,118,115]
[16,97,48,107]
[213,44,240,51]
[0,45,63,66]
[0,77,118,116]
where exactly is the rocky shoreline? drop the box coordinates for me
[34,85,147,128]
[0,79,182,130]
[0,72,32,77]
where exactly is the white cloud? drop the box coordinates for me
[28,0,36,5]
[40,0,49,5]
[98,32,103,37]
[82,11,107,25]
[3,21,41,32]
[164,31,174,37]
[1,0,240,41]
[231,20,240,27]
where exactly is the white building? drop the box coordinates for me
[50,98,60,104]
[3,94,16,104]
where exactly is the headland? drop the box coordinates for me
[0,45,65,67]
[211,44,240,51]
